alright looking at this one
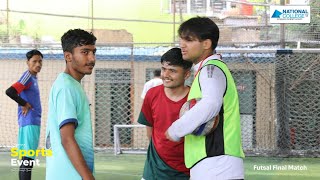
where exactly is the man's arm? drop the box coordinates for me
[60,123,94,180]
[146,126,152,141]
[6,86,27,106]
[6,86,32,116]
[166,65,226,141]
[138,91,154,141]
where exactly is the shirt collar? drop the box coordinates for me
[193,54,222,72]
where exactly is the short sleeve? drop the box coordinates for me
[12,82,26,94]
[56,88,78,129]
[12,71,32,93]
[138,92,153,127]
[18,71,32,86]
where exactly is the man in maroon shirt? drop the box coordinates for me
[138,47,193,180]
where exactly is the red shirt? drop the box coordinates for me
[139,85,189,174]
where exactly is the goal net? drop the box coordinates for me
[113,124,148,155]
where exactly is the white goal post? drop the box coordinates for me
[113,124,148,155]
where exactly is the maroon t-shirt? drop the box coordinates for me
[138,85,189,174]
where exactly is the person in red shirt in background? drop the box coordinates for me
[138,47,193,180]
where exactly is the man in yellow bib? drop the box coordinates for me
[166,17,245,180]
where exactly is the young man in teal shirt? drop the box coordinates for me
[45,29,97,180]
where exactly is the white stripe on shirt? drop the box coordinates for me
[20,71,32,85]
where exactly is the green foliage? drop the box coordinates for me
[18,20,26,34]
[248,0,268,15]
[286,1,320,40]
[0,19,27,38]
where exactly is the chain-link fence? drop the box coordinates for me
[1,0,320,158]
[0,45,319,158]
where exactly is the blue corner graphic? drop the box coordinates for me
[272,10,282,18]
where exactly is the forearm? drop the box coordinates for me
[168,99,221,141]
[5,86,27,106]
[62,137,94,180]
[62,131,93,180]
[168,65,226,141]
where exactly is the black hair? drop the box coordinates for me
[61,29,97,53]
[178,16,219,51]
[153,69,161,77]
[161,48,193,70]
[26,49,43,60]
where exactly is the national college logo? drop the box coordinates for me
[270,6,310,24]
[271,10,282,18]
